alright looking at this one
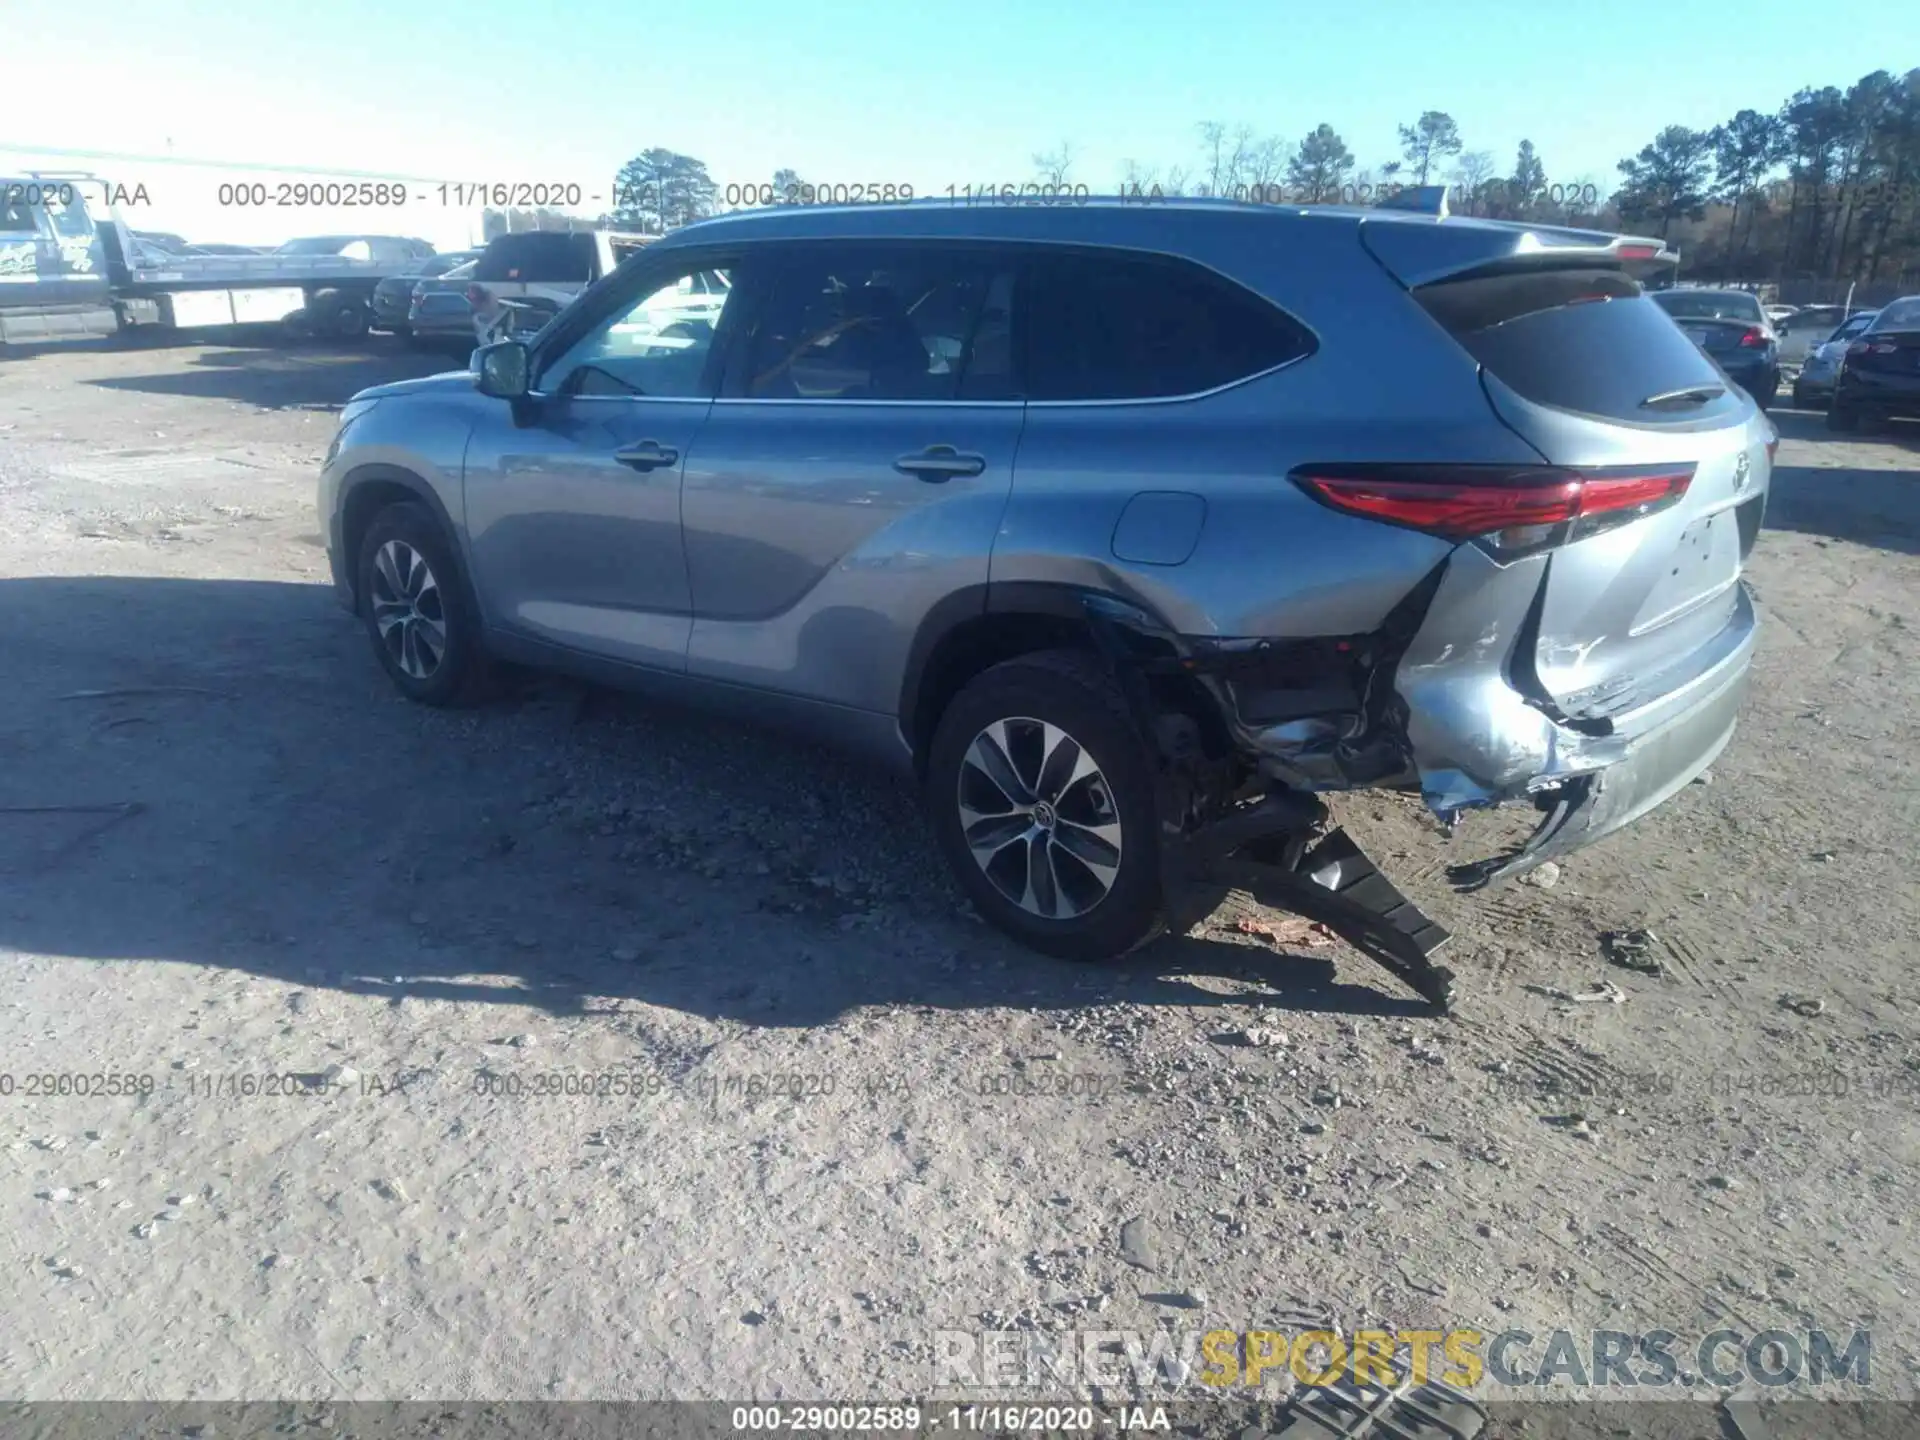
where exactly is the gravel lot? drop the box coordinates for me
[1,332,1917,1426]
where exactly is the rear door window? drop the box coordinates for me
[1020,250,1314,401]
[1416,268,1736,423]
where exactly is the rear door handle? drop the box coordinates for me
[613,441,680,473]
[893,445,987,482]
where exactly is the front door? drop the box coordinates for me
[682,242,1025,714]
[462,252,743,671]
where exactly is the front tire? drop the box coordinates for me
[355,502,488,706]
[926,650,1168,962]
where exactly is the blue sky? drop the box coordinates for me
[4,0,1908,248]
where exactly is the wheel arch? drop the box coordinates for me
[338,464,469,612]
[899,582,1237,779]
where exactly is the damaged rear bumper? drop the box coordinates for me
[1399,579,1756,888]
[1203,561,1755,889]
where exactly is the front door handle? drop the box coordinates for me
[893,445,987,482]
[614,440,680,473]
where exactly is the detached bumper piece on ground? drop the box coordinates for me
[1179,794,1458,1013]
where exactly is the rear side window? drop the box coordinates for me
[1417,268,1732,423]
[1021,251,1313,402]
[474,232,595,283]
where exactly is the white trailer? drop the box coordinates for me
[2,171,435,345]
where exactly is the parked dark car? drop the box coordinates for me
[1828,295,1920,431]
[371,250,480,336]
[404,259,480,349]
[1650,288,1779,409]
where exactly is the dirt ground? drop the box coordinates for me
[1,331,1917,1426]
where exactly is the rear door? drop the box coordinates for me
[1408,264,1770,721]
[681,240,1025,713]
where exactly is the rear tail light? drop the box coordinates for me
[466,284,490,306]
[1738,327,1767,348]
[1294,464,1696,556]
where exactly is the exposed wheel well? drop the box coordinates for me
[906,610,1236,777]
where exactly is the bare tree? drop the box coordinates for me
[1450,149,1497,215]
[1243,135,1288,197]
[1196,121,1229,196]
[1032,142,1077,188]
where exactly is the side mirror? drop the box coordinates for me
[472,340,530,399]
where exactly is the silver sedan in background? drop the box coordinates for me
[1790,308,1878,408]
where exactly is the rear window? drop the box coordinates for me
[1650,290,1764,323]
[1416,268,1733,424]
[474,231,595,283]
[1870,298,1920,330]
[1021,251,1314,401]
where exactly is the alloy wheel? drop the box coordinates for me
[369,539,447,680]
[956,717,1124,920]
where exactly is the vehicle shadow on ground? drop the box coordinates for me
[0,575,1431,1029]
[81,335,453,412]
[1764,409,1920,556]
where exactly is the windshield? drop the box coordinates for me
[1869,298,1920,330]
[1651,290,1765,323]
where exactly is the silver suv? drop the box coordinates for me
[319,198,1768,983]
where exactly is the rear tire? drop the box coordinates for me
[926,649,1168,962]
[355,502,490,706]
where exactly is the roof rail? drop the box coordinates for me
[1374,184,1451,218]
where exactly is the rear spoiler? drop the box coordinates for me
[1363,187,1681,286]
